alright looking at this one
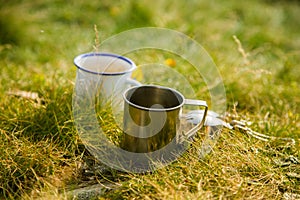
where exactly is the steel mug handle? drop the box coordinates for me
[180,99,208,142]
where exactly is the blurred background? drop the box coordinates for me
[0,0,299,108]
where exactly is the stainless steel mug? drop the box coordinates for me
[121,85,208,153]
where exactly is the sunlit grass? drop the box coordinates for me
[0,0,299,199]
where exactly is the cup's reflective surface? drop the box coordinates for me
[121,85,208,153]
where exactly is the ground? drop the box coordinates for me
[0,0,299,199]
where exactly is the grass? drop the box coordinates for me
[0,0,299,199]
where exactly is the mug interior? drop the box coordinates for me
[124,85,184,111]
[74,53,136,75]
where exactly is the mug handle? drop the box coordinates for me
[181,99,208,141]
[126,78,142,86]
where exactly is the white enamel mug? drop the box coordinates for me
[74,52,141,107]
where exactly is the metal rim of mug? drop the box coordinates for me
[123,85,185,112]
[73,52,137,76]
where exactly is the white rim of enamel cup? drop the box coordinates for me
[73,52,137,76]
[123,85,185,112]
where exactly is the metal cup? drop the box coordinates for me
[121,85,208,153]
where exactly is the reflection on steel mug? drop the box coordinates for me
[73,52,141,108]
[121,85,208,153]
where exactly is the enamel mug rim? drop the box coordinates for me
[73,52,136,76]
